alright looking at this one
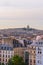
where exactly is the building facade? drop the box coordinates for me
[28,36,43,65]
[0,44,14,65]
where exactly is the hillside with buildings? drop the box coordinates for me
[0,26,43,37]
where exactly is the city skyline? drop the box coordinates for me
[0,0,43,29]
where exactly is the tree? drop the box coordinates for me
[8,58,14,65]
[0,63,1,65]
[0,63,5,65]
[1,63,5,65]
[8,55,25,65]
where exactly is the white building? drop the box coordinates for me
[31,36,43,65]
[0,44,14,65]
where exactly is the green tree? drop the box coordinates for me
[8,55,25,65]
[2,63,5,65]
[0,63,5,65]
[0,62,1,65]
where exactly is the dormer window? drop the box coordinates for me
[40,52,42,54]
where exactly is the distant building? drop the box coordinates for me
[27,25,30,29]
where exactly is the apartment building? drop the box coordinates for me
[27,45,36,65]
[0,44,14,65]
[14,47,27,58]
[27,36,43,65]
[0,36,13,45]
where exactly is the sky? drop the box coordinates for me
[0,0,43,29]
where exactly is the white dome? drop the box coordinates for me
[36,36,41,40]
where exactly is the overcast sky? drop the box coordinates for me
[0,0,43,29]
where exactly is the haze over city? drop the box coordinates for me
[0,0,43,29]
[0,1,43,65]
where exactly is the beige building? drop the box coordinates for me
[0,37,13,45]
[14,47,27,58]
[14,46,36,65]
[27,46,36,65]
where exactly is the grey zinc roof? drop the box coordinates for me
[0,44,13,50]
[31,40,43,47]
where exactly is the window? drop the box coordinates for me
[30,59,32,63]
[38,60,39,63]
[1,47,3,50]
[6,55,7,57]
[21,44,23,47]
[38,60,41,64]
[30,63,32,65]
[38,51,39,54]
[6,59,7,62]
[0,54,1,57]
[32,46,33,49]
[4,47,6,50]
[38,47,42,54]
[0,58,1,61]
[3,59,4,61]
[31,51,32,53]
[39,42,40,44]
[34,60,35,63]
[7,47,9,50]
[34,51,35,53]
[40,52,42,54]
[0,51,1,53]
[38,51,42,54]
[3,55,4,57]
[10,47,13,50]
